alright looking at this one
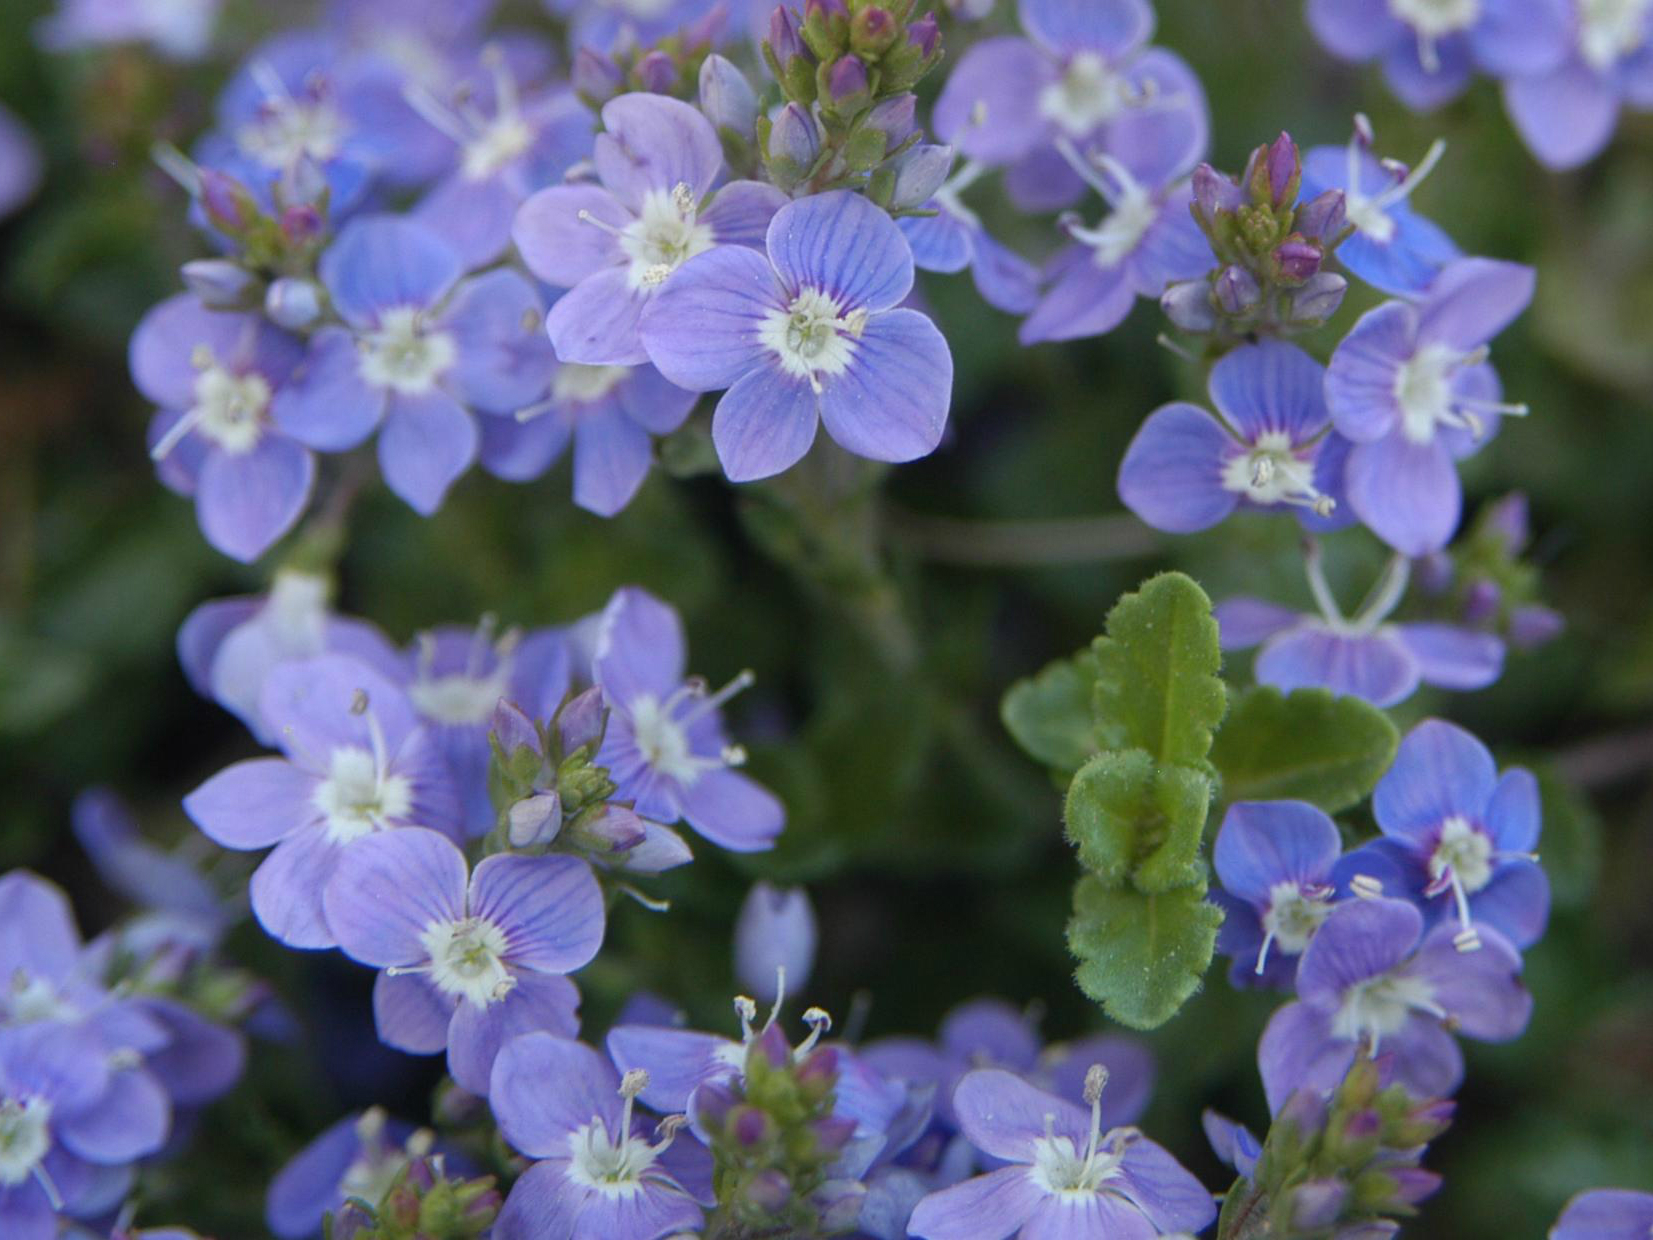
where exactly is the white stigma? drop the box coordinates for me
[566,1071,674,1199]
[405,48,535,182]
[614,184,713,292]
[6,971,79,1026]
[759,289,865,394]
[0,1096,53,1188]
[312,746,414,844]
[238,62,346,168]
[1056,142,1158,269]
[1038,52,1132,136]
[338,1107,422,1208]
[551,363,632,407]
[1256,880,1335,974]
[1028,1066,1133,1198]
[1579,0,1653,70]
[1341,127,1446,246]
[1220,431,1335,515]
[409,620,520,727]
[1425,814,1494,947]
[358,307,457,396]
[190,359,271,455]
[417,916,515,1007]
[1394,342,1527,446]
[1332,972,1445,1052]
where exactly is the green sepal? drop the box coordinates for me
[1000,650,1099,777]
[1210,686,1399,813]
[842,124,888,172]
[1067,876,1223,1030]
[1063,749,1212,892]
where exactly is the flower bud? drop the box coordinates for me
[1287,271,1347,325]
[1508,604,1563,649]
[571,803,648,853]
[907,11,941,56]
[198,167,255,234]
[1288,1179,1348,1229]
[734,1105,775,1147]
[850,6,899,55]
[1161,279,1217,333]
[768,102,821,172]
[573,47,624,104]
[735,882,818,1002]
[768,4,809,64]
[751,1020,792,1068]
[746,1169,793,1213]
[264,276,323,330]
[1248,131,1299,209]
[805,0,849,22]
[1274,236,1322,283]
[1296,187,1347,241]
[507,791,561,848]
[813,1179,869,1231]
[279,203,323,246]
[491,699,541,758]
[1214,265,1261,316]
[810,1112,858,1154]
[181,259,259,310]
[827,55,869,107]
[1192,162,1242,225]
[1482,491,1531,555]
[889,143,952,209]
[636,50,677,94]
[795,1043,838,1086]
[864,92,917,142]
[556,686,607,754]
[1461,578,1502,624]
[700,54,758,136]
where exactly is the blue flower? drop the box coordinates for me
[639,190,953,481]
[1551,1189,1653,1240]
[1327,257,1535,554]
[322,827,601,1096]
[265,1108,425,1239]
[1504,11,1653,169]
[898,159,1041,316]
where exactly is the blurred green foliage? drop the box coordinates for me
[1,0,1651,1236]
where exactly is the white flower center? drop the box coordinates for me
[1429,815,1494,893]
[1395,341,1489,444]
[1072,181,1157,268]
[0,1097,52,1187]
[1219,431,1333,515]
[620,185,714,291]
[629,694,699,784]
[1331,972,1443,1049]
[5,972,79,1026]
[419,916,514,1008]
[1029,1133,1126,1197]
[1038,52,1130,137]
[409,668,511,727]
[238,95,346,169]
[553,363,632,406]
[358,307,457,396]
[1262,881,1335,956]
[312,746,414,844]
[1579,0,1652,69]
[462,114,534,180]
[190,359,270,455]
[1388,0,1481,39]
[567,1118,661,1197]
[758,288,866,393]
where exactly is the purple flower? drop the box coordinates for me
[512,92,786,367]
[1306,0,1570,112]
[70,790,225,942]
[0,1023,170,1240]
[490,1033,704,1240]
[400,620,571,835]
[1202,1110,1261,1181]
[932,0,1208,213]
[907,1066,1214,1238]
[132,294,313,563]
[38,0,221,59]
[1343,719,1549,950]
[479,361,699,516]
[265,1108,424,1239]
[734,882,818,1003]
[545,0,725,55]
[1257,897,1531,1112]
[1299,123,1461,296]
[638,189,953,480]
[1217,548,1505,708]
[1503,8,1653,169]
[899,160,1042,315]
[1118,339,1348,533]
[1018,144,1212,344]
[1326,257,1534,554]
[322,827,601,1096]
[1209,800,1345,990]
[0,103,41,221]
[1551,1189,1653,1240]
[591,587,784,850]
[182,654,462,949]
[270,215,555,515]
[176,571,402,745]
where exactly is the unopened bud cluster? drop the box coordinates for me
[1415,493,1563,652]
[325,1156,501,1240]
[572,10,725,109]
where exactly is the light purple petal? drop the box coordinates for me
[767,191,915,313]
[907,1165,1044,1240]
[1019,0,1151,54]
[1406,922,1532,1039]
[940,998,1041,1070]
[0,1179,55,1240]
[969,229,1043,314]
[270,327,386,450]
[1467,858,1549,948]
[377,390,478,516]
[1374,718,1499,842]
[617,364,699,434]
[320,216,463,328]
[264,1113,372,1238]
[1215,598,1301,649]
[196,436,315,563]
[472,852,604,973]
[1018,253,1135,344]
[0,874,80,981]
[712,363,820,482]
[595,93,724,210]
[593,585,686,705]
[512,184,627,287]
[546,266,652,367]
[1109,63,1210,191]
[1257,1001,1356,1114]
[902,210,973,274]
[1004,143,1088,212]
[954,1068,1089,1162]
[176,596,259,698]
[1471,0,1571,75]
[572,408,655,516]
[1256,625,1422,708]
[1485,766,1540,853]
[479,409,569,482]
[1020,1194,1157,1239]
[1503,60,1621,171]
[260,653,418,773]
[1125,187,1213,294]
[640,243,783,392]
[447,972,583,1096]
[1307,0,1406,58]
[1345,434,1461,556]
[438,269,556,415]
[1214,800,1343,905]
[1208,339,1328,442]
[412,172,521,270]
[1379,1013,1465,1099]
[1396,623,1504,691]
[1116,1136,1217,1234]
[679,768,784,851]
[129,295,253,411]
[818,308,950,464]
[184,758,317,849]
[323,827,469,967]
[605,1025,739,1113]
[250,828,344,949]
[1117,402,1240,533]
[1552,1189,1653,1240]
[135,998,245,1105]
[1037,1033,1153,1128]
[1381,37,1474,112]
[1296,897,1423,1003]
[56,1067,170,1164]
[490,1032,621,1157]
[932,38,1053,164]
[702,179,790,247]
[1324,300,1415,443]
[372,970,455,1054]
[1416,258,1536,351]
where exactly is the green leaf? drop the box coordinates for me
[1068,876,1223,1030]
[1209,687,1399,813]
[1092,572,1226,767]
[1001,651,1099,776]
[1063,749,1212,892]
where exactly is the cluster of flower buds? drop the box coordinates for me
[571,10,725,109]
[1165,132,1349,339]
[698,1018,864,1235]
[1214,1057,1454,1239]
[325,1156,501,1240]
[760,0,942,197]
[1415,493,1564,653]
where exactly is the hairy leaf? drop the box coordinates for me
[1001,651,1099,777]
[1064,749,1212,892]
[1210,687,1398,813]
[1068,876,1224,1030]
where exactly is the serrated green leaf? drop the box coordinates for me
[1210,687,1399,813]
[1068,876,1223,1030]
[1092,572,1225,767]
[1001,651,1099,776]
[1063,749,1212,892]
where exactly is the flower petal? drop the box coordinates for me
[512,184,627,287]
[1214,598,1302,649]
[1116,1135,1217,1234]
[438,269,556,415]
[1395,622,1504,691]
[1208,339,1329,442]
[712,363,820,482]
[1257,1000,1356,1114]
[595,93,724,210]
[447,972,584,1096]
[906,1165,1044,1240]
[1485,766,1540,853]
[196,436,315,563]
[953,1068,1089,1163]
[768,191,916,313]
[184,757,317,849]
[932,38,1053,165]
[377,390,478,516]
[572,406,655,516]
[1416,258,1536,352]
[472,852,605,974]
[640,243,782,392]
[372,970,455,1055]
[323,827,469,967]
[320,215,462,328]
[1018,251,1135,344]
[818,308,951,464]
[593,586,687,705]
[1214,800,1343,905]
[1345,434,1461,556]
[1324,300,1415,442]
[1502,60,1621,172]
[270,326,386,451]
[490,1032,621,1158]
[1256,624,1421,708]
[0,873,80,982]
[1018,0,1152,54]
[1373,718,1499,842]
[1117,402,1239,533]
[1306,0,1406,58]
[1296,897,1424,1004]
[1466,858,1549,949]
[249,826,344,950]
[679,768,785,852]
[702,179,789,248]
[546,266,652,366]
[605,1025,740,1113]
[56,1067,170,1165]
